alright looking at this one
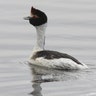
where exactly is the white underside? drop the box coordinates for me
[28,57,88,70]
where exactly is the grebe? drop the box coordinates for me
[24,7,88,70]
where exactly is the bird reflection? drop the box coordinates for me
[30,82,42,96]
[29,64,59,96]
[29,63,85,96]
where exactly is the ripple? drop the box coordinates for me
[0,0,96,96]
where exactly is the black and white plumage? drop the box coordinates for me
[24,7,88,70]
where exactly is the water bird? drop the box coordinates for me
[24,7,88,70]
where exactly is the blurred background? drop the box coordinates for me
[0,0,96,96]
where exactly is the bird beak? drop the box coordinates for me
[24,16,31,20]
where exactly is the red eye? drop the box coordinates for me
[32,15,39,18]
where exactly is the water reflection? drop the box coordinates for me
[28,63,88,96]
[29,64,58,96]
[30,82,42,96]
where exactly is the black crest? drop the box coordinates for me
[28,7,47,26]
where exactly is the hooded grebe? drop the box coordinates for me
[24,7,88,70]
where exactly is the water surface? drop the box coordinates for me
[0,0,96,96]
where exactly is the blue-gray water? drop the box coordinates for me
[0,0,96,96]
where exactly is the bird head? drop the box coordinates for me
[24,7,47,26]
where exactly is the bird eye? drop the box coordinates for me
[32,15,39,18]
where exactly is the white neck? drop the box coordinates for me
[33,23,47,52]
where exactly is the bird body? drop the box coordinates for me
[29,50,88,70]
